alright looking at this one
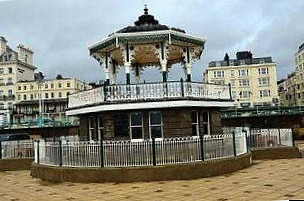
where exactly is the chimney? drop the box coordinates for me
[224,53,229,66]
[0,36,7,55]
[17,44,34,65]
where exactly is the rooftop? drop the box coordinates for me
[208,51,273,68]
[113,5,185,35]
[299,42,304,52]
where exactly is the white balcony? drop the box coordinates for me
[67,81,233,115]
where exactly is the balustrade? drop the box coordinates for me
[68,81,231,109]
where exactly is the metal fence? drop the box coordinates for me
[0,140,34,159]
[247,128,293,148]
[223,127,294,149]
[35,134,247,168]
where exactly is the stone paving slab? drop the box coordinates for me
[1,158,304,200]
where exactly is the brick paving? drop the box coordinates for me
[0,158,304,201]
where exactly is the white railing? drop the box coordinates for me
[35,134,247,168]
[249,128,293,148]
[222,127,294,148]
[1,140,34,159]
[68,81,231,108]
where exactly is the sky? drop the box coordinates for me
[0,0,303,83]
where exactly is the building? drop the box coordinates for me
[204,51,279,108]
[66,6,234,141]
[13,76,90,123]
[0,36,36,126]
[278,43,304,106]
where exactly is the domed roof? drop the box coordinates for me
[116,6,185,34]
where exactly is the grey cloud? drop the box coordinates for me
[0,0,303,82]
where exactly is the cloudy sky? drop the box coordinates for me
[0,0,303,83]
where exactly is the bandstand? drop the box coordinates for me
[66,6,234,141]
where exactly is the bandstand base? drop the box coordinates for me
[30,153,251,183]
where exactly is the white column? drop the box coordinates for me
[185,63,192,82]
[161,60,168,82]
[124,62,131,84]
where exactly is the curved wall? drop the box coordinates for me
[31,153,251,183]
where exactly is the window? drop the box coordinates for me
[23,85,27,90]
[7,78,13,85]
[8,90,12,96]
[51,84,54,88]
[230,80,235,87]
[230,70,235,77]
[240,60,246,65]
[114,115,129,138]
[259,68,269,75]
[67,82,70,87]
[51,93,54,98]
[239,79,250,87]
[98,116,104,140]
[8,68,12,74]
[89,116,97,141]
[45,93,48,99]
[191,110,199,136]
[130,113,143,140]
[258,78,270,86]
[232,91,236,99]
[25,55,28,63]
[23,94,27,100]
[149,111,163,138]
[201,110,209,135]
[215,80,225,85]
[58,92,62,98]
[259,90,270,97]
[45,84,48,89]
[30,94,34,100]
[213,71,224,78]
[30,85,34,90]
[240,91,250,98]
[238,69,248,76]
[58,83,62,88]
[0,68,3,74]
[18,86,21,91]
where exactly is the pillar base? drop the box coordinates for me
[126,73,130,85]
[162,71,167,82]
[187,74,191,82]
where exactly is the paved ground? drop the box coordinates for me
[0,158,304,201]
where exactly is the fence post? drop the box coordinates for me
[152,137,156,166]
[199,135,204,161]
[243,130,248,153]
[292,128,295,147]
[100,139,104,167]
[37,140,40,164]
[0,140,2,159]
[232,132,237,156]
[180,78,184,97]
[278,128,281,145]
[59,140,63,167]
[103,85,107,102]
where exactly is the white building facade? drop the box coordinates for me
[0,36,36,126]
[204,51,279,108]
[278,43,304,106]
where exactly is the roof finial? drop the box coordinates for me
[144,4,148,14]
